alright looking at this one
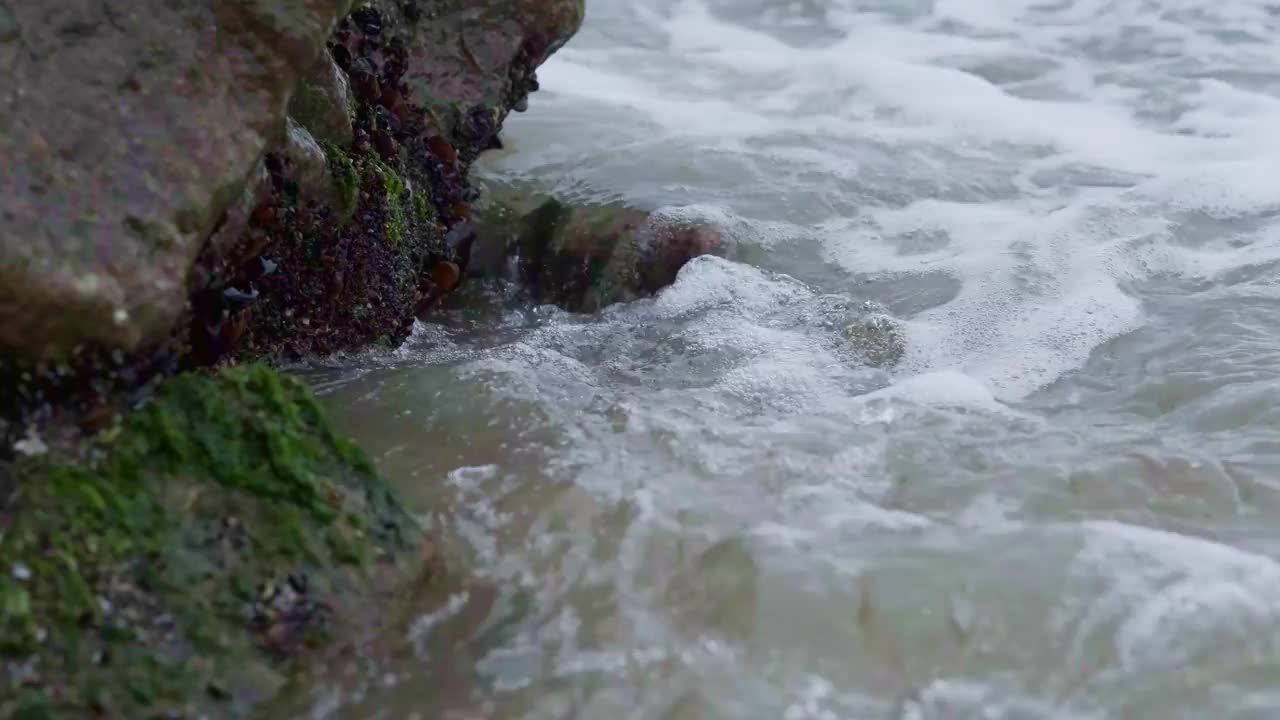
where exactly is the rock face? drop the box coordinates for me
[0,0,353,359]
[0,0,586,362]
[399,0,585,165]
[0,0,587,441]
[289,48,356,147]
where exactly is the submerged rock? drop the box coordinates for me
[845,314,907,368]
[470,197,726,311]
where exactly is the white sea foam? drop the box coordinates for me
[486,0,1280,402]
[322,1,1280,716]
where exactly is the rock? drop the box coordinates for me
[214,0,585,360]
[844,314,906,368]
[280,118,344,210]
[0,0,583,364]
[431,260,463,293]
[0,365,435,719]
[0,0,591,711]
[288,48,356,147]
[0,0,352,359]
[196,159,274,292]
[401,0,586,163]
[471,197,725,311]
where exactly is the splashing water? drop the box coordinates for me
[297,1,1280,718]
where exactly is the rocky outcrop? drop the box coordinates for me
[0,0,753,711]
[0,1,586,716]
[0,0,353,359]
[191,0,588,362]
[0,0,586,450]
[0,0,585,364]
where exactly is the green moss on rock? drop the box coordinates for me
[322,141,360,221]
[369,158,408,246]
[412,188,437,230]
[0,364,420,719]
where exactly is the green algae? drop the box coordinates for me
[368,158,407,246]
[323,146,412,245]
[412,188,436,230]
[321,141,360,220]
[0,364,414,719]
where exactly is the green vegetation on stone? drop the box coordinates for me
[412,189,437,230]
[369,158,408,246]
[0,364,413,718]
[321,141,360,221]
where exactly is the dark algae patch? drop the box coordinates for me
[0,365,424,719]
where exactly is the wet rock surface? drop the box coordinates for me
[0,365,438,719]
[0,0,587,441]
[0,0,352,359]
[290,48,357,148]
[192,0,587,362]
[0,0,586,716]
[470,196,726,312]
[397,0,585,166]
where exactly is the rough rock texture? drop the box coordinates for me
[188,0,588,362]
[0,1,586,716]
[0,0,586,448]
[399,0,585,165]
[289,48,356,147]
[0,365,437,719]
[0,0,586,362]
[0,0,353,359]
[280,118,345,210]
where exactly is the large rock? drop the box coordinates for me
[401,0,585,162]
[0,0,352,359]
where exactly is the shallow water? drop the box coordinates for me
[300,1,1280,717]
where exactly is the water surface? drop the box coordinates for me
[303,2,1280,717]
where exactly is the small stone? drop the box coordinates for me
[13,429,47,457]
[426,135,458,169]
[430,261,461,293]
[843,315,905,368]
